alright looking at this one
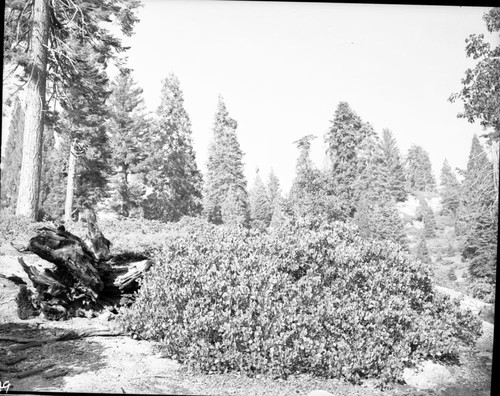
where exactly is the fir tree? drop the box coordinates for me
[267,168,281,210]
[379,129,407,202]
[142,74,203,222]
[457,135,497,283]
[204,95,248,225]
[325,102,372,217]
[249,169,272,230]
[4,0,141,219]
[107,70,149,217]
[56,42,112,217]
[288,135,339,223]
[354,195,408,248]
[354,130,388,204]
[439,159,461,215]
[1,97,24,210]
[405,145,436,192]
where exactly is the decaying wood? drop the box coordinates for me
[12,212,151,320]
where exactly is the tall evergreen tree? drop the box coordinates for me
[267,168,281,210]
[56,42,113,219]
[1,97,25,210]
[107,70,149,217]
[4,0,141,219]
[439,159,461,216]
[354,195,408,249]
[324,102,370,217]
[204,95,248,225]
[379,129,407,202]
[404,145,436,192]
[354,130,388,204]
[457,135,497,284]
[415,198,437,238]
[249,169,272,230]
[142,74,203,222]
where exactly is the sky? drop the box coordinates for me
[2,1,497,194]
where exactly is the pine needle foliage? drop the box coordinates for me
[204,95,248,225]
[142,74,203,222]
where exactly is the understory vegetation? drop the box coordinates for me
[119,217,483,387]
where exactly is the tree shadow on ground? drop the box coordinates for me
[0,322,108,392]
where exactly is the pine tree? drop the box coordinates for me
[1,97,25,210]
[107,70,149,217]
[56,42,113,219]
[354,194,408,248]
[354,131,388,204]
[439,159,461,215]
[267,168,281,210]
[204,95,248,225]
[325,102,371,217]
[457,135,497,283]
[249,169,272,230]
[142,74,203,222]
[379,129,407,202]
[404,145,436,192]
[4,0,141,219]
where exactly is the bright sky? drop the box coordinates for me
[121,0,494,193]
[2,1,496,194]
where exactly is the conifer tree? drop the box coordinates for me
[439,159,461,216]
[56,42,112,219]
[107,70,149,217]
[142,74,203,222]
[354,131,387,204]
[457,135,497,284]
[204,95,248,225]
[249,169,272,230]
[221,186,247,227]
[1,97,25,210]
[379,129,407,202]
[404,145,436,192]
[354,195,408,248]
[4,0,141,219]
[324,102,368,217]
[267,168,281,210]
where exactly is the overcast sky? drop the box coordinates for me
[2,1,496,194]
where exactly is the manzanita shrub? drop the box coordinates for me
[119,217,482,386]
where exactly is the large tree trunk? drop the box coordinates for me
[16,0,50,219]
[64,139,78,223]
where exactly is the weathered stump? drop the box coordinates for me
[12,211,151,320]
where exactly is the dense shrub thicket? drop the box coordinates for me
[120,217,482,386]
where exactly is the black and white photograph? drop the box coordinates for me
[1,0,498,395]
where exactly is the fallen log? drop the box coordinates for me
[12,210,152,320]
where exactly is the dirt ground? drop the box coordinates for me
[0,244,494,396]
